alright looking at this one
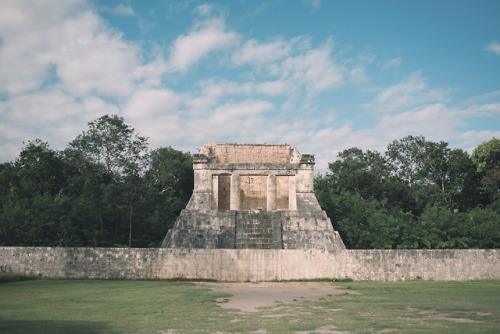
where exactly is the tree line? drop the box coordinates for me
[1,115,498,249]
[315,135,500,249]
[0,115,193,247]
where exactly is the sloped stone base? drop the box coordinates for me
[161,209,345,251]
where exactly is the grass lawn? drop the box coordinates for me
[0,279,499,333]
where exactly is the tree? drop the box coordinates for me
[422,140,450,192]
[68,115,149,247]
[69,115,148,179]
[315,135,498,249]
[420,141,479,210]
[142,147,193,246]
[446,149,480,211]
[147,147,193,203]
[471,138,500,173]
[471,138,500,207]
[15,139,66,198]
[386,135,426,188]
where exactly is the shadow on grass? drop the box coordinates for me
[0,320,113,334]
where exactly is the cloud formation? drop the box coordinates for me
[168,8,239,72]
[101,4,135,17]
[0,0,498,173]
[487,42,500,55]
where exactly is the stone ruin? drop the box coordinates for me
[161,143,345,251]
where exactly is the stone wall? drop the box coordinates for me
[0,247,158,279]
[199,143,301,164]
[1,247,499,281]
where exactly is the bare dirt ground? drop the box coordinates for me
[197,282,355,313]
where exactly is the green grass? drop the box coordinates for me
[0,280,499,333]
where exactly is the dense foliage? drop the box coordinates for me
[1,115,498,249]
[0,115,193,247]
[315,136,500,249]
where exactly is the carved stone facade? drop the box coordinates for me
[161,143,345,251]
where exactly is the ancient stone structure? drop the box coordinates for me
[5,145,496,282]
[161,143,345,251]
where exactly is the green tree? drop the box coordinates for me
[463,207,500,248]
[315,136,490,249]
[148,147,193,203]
[386,135,426,189]
[418,205,468,248]
[15,139,66,198]
[142,147,193,247]
[421,141,479,210]
[471,138,500,173]
[471,138,500,207]
[327,148,405,208]
[446,149,480,211]
[422,140,450,192]
[68,115,149,247]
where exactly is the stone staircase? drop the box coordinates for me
[235,211,281,249]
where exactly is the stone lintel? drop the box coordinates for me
[205,163,301,171]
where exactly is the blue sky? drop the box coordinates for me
[1,0,499,172]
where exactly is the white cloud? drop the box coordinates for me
[255,80,288,96]
[302,0,321,9]
[281,39,344,94]
[487,42,500,55]
[0,0,144,98]
[123,89,181,120]
[0,0,169,161]
[168,17,239,72]
[198,79,254,98]
[148,99,272,148]
[349,65,368,83]
[232,39,292,66]
[55,13,140,97]
[373,71,449,112]
[0,0,497,171]
[457,130,500,154]
[0,89,119,160]
[381,57,403,70]
[375,104,464,140]
[458,89,500,107]
[134,55,169,88]
[101,4,135,17]
[212,99,273,119]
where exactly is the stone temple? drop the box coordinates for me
[161,143,345,251]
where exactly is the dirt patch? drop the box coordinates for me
[198,282,356,313]
[401,308,487,323]
[293,325,346,334]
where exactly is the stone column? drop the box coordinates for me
[289,175,297,210]
[267,174,277,211]
[212,175,219,210]
[230,174,240,210]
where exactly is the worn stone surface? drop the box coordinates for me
[1,247,499,281]
[199,143,301,164]
[164,143,345,251]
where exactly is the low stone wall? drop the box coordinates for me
[0,247,158,279]
[1,247,499,281]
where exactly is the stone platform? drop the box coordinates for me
[161,143,345,251]
[162,209,345,251]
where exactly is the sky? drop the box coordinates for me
[1,0,499,172]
